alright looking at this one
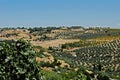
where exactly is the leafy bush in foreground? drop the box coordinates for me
[0,39,41,80]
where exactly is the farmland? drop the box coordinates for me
[0,26,120,80]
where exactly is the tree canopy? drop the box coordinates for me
[0,39,41,80]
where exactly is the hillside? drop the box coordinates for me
[0,27,120,80]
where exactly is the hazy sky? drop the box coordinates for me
[0,0,120,28]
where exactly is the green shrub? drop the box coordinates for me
[97,72,110,80]
[41,70,63,80]
[0,39,41,80]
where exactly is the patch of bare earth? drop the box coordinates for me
[0,29,39,40]
[31,39,80,48]
[36,52,70,70]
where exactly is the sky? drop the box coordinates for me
[0,0,120,28]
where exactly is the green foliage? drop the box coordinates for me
[33,46,46,52]
[93,63,102,71]
[97,72,110,80]
[41,70,63,80]
[48,46,53,50]
[61,40,100,49]
[65,69,87,80]
[46,27,60,33]
[60,69,77,79]
[39,47,46,52]
[0,39,41,80]
[61,44,70,49]
[28,27,44,33]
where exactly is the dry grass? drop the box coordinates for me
[31,39,80,48]
[89,36,120,42]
